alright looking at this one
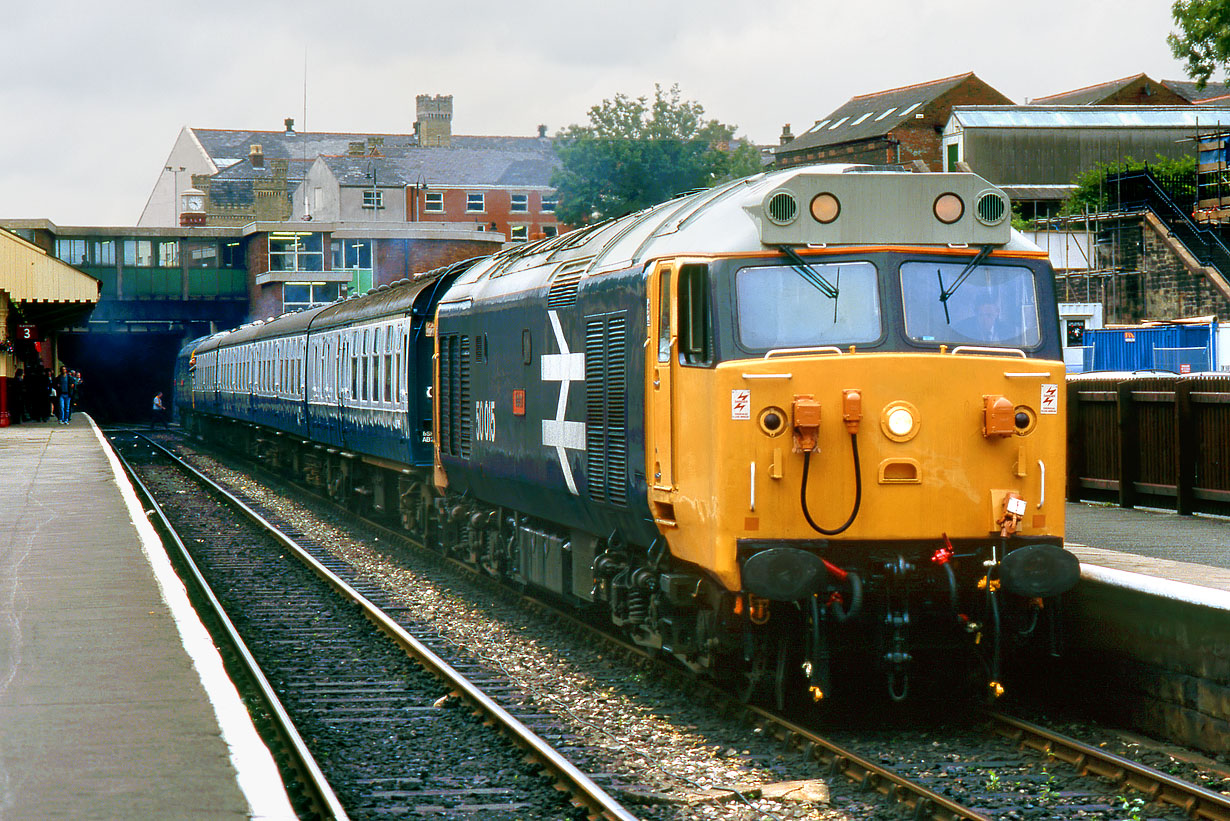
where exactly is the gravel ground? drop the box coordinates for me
[168,435,1230,821]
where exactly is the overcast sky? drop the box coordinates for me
[0,0,1194,226]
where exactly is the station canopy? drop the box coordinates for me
[0,229,99,331]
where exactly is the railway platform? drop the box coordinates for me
[0,415,294,820]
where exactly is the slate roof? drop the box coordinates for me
[189,127,555,171]
[1162,79,1230,103]
[320,149,559,189]
[1032,74,1155,105]
[779,73,988,154]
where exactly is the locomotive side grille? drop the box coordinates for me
[459,336,472,459]
[585,312,628,506]
[438,334,471,458]
[547,268,583,309]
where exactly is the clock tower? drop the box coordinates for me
[180,188,206,227]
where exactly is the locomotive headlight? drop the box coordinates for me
[933,192,964,224]
[881,401,919,442]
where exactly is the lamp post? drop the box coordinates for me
[166,165,185,224]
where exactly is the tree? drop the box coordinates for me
[1059,155,1196,217]
[1168,0,1230,88]
[551,84,762,226]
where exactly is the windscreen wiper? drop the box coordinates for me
[937,245,993,324]
[777,245,839,299]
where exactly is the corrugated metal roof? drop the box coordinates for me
[951,106,1230,129]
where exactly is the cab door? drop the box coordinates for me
[646,262,677,525]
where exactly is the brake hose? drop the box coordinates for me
[800,433,862,535]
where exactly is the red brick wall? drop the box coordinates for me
[778,75,1014,170]
[406,187,561,240]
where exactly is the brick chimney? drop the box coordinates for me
[249,144,264,168]
[780,124,794,146]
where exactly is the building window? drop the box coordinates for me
[55,238,87,265]
[184,241,219,268]
[331,239,372,270]
[542,225,558,238]
[511,193,528,213]
[541,196,558,213]
[123,239,154,267]
[91,239,116,266]
[283,281,341,313]
[424,192,444,213]
[510,225,528,243]
[466,192,485,213]
[158,240,179,267]
[269,232,323,272]
[221,241,243,268]
[362,190,384,209]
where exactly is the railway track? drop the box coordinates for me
[111,433,635,821]
[136,430,1230,821]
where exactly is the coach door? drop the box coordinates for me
[646,263,677,523]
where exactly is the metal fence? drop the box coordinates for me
[1068,373,1230,514]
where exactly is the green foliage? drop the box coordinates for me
[1119,794,1146,821]
[1059,154,1197,216]
[1168,0,1230,89]
[551,84,763,226]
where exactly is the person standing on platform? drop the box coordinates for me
[9,368,24,424]
[151,391,167,429]
[54,366,73,424]
[70,370,84,417]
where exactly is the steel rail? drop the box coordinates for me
[988,711,1230,821]
[168,431,991,821]
[112,444,350,821]
[135,435,639,821]
[741,704,991,821]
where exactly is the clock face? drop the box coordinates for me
[185,197,203,211]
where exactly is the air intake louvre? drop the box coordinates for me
[547,265,584,309]
[976,191,1007,225]
[766,190,799,225]
[585,312,628,506]
[438,334,471,458]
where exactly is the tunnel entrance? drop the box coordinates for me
[57,331,186,424]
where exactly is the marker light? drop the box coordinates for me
[810,192,841,224]
[934,193,964,224]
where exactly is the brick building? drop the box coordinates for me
[775,72,1012,171]
[140,94,561,243]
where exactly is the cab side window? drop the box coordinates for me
[677,264,712,366]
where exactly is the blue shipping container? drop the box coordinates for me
[1083,323,1217,372]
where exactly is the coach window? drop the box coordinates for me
[677,264,712,366]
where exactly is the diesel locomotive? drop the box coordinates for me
[176,164,1079,704]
